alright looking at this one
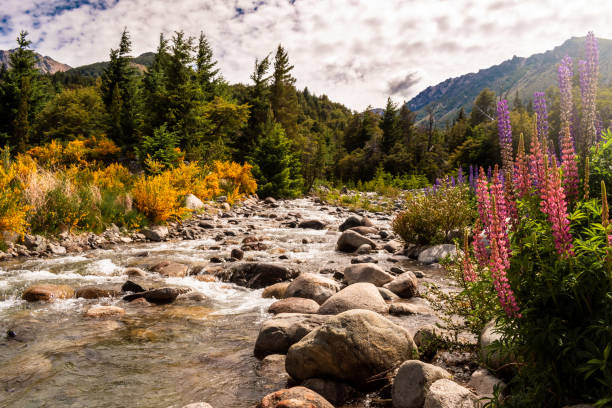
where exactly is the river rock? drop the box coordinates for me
[302,378,357,406]
[76,285,121,299]
[343,263,394,286]
[85,305,126,318]
[298,220,328,230]
[124,287,183,305]
[48,243,67,255]
[24,234,48,252]
[339,215,362,232]
[151,260,189,277]
[230,248,244,260]
[468,368,505,399]
[349,226,378,235]
[122,280,146,293]
[264,197,277,204]
[384,272,419,298]
[125,267,147,278]
[254,313,329,358]
[337,230,377,253]
[318,282,388,315]
[418,244,457,265]
[22,284,74,302]
[257,386,333,408]
[424,379,479,408]
[185,194,204,210]
[262,282,291,299]
[222,263,298,289]
[479,319,509,370]
[355,243,373,254]
[142,225,169,241]
[384,240,403,253]
[269,297,320,314]
[284,273,341,304]
[256,354,290,385]
[391,360,452,408]
[285,309,418,386]
[378,287,400,301]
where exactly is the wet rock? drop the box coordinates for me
[199,221,215,229]
[350,255,378,264]
[85,305,126,318]
[22,284,74,302]
[262,282,291,299]
[48,243,67,255]
[349,226,378,235]
[318,282,388,315]
[355,243,373,254]
[468,368,505,399]
[384,272,419,298]
[302,378,357,406]
[339,215,362,232]
[418,244,457,265]
[298,220,327,230]
[185,194,205,210]
[151,260,189,277]
[284,273,341,304]
[254,313,329,358]
[343,263,394,287]
[230,248,244,260]
[285,309,418,387]
[24,234,48,252]
[125,267,146,277]
[384,240,403,253]
[392,360,452,408]
[122,280,146,293]
[222,263,298,289]
[378,287,400,301]
[142,225,169,242]
[257,386,333,408]
[256,354,290,386]
[336,230,377,253]
[424,379,479,408]
[0,352,53,389]
[75,285,121,299]
[268,297,320,314]
[144,288,184,304]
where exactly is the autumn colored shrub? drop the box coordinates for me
[0,147,30,236]
[213,161,257,204]
[27,136,120,170]
[132,171,191,223]
[92,163,134,191]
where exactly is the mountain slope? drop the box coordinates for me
[408,36,612,124]
[0,49,71,74]
[67,52,155,77]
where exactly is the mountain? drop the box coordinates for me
[407,36,612,124]
[0,49,71,74]
[67,52,155,77]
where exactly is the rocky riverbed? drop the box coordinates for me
[0,197,502,408]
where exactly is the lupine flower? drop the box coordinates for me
[560,126,579,202]
[497,100,513,174]
[540,158,574,257]
[579,32,599,149]
[558,55,574,136]
[584,156,590,201]
[457,167,464,184]
[472,221,489,267]
[514,133,530,198]
[529,118,547,192]
[534,92,549,141]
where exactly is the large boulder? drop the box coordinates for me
[298,220,328,230]
[22,284,74,302]
[339,215,362,232]
[268,297,320,314]
[262,282,291,299]
[318,282,388,315]
[343,263,394,287]
[257,386,334,408]
[424,379,479,408]
[221,263,298,289]
[418,244,457,265]
[286,309,418,387]
[384,272,419,298]
[254,313,330,358]
[391,360,451,408]
[142,225,169,241]
[336,230,376,253]
[184,194,204,210]
[468,368,505,399]
[479,319,511,370]
[151,261,189,277]
[349,226,378,235]
[75,285,121,299]
[284,273,341,304]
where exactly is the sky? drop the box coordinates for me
[1,0,611,111]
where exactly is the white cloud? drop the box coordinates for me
[1,0,612,110]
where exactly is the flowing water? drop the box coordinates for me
[0,199,447,408]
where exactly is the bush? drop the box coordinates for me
[589,129,612,203]
[132,171,190,223]
[137,124,182,172]
[0,147,29,236]
[213,161,257,204]
[392,180,476,245]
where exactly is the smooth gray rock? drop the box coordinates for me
[285,273,341,304]
[344,263,394,287]
[418,244,457,264]
[142,225,169,241]
[392,360,452,408]
[318,282,388,315]
[337,230,377,252]
[468,368,505,399]
[424,379,478,408]
[384,271,419,298]
[254,313,329,358]
[184,194,204,210]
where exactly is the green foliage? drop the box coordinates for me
[249,121,303,198]
[137,124,181,172]
[589,130,612,203]
[392,181,476,245]
[270,45,298,139]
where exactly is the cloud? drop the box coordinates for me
[387,72,421,96]
[1,0,612,110]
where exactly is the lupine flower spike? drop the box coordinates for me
[497,100,513,175]
[540,157,574,257]
[529,116,547,192]
[514,133,530,198]
[584,156,590,201]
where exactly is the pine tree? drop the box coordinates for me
[248,120,303,198]
[381,97,400,154]
[13,76,31,152]
[270,45,298,139]
[397,104,415,145]
[195,31,219,99]
[142,34,170,134]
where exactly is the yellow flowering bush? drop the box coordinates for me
[27,136,120,170]
[0,149,30,236]
[132,171,191,223]
[92,163,134,191]
[213,161,257,204]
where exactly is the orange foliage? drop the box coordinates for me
[132,172,191,223]
[213,161,257,204]
[0,151,31,236]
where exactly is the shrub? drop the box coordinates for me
[132,172,190,223]
[27,136,120,170]
[137,124,182,172]
[213,161,257,204]
[92,163,134,192]
[392,180,476,245]
[589,129,612,203]
[0,147,29,236]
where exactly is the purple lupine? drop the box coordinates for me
[558,56,574,136]
[558,55,579,201]
[579,32,599,149]
[457,167,464,184]
[496,100,513,174]
[487,166,492,181]
[469,165,476,191]
[534,92,549,141]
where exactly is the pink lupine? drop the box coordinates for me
[472,221,489,267]
[560,127,579,202]
[463,231,477,282]
[490,235,521,317]
[529,119,547,192]
[540,158,574,257]
[514,133,530,198]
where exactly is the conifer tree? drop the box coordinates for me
[195,31,219,99]
[270,45,298,139]
[381,97,400,154]
[142,33,170,134]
